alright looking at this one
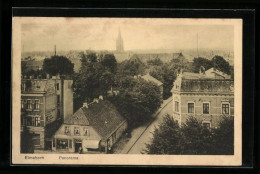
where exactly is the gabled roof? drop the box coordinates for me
[65,100,126,140]
[141,74,163,86]
[205,68,231,79]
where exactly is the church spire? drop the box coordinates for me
[116,28,124,52]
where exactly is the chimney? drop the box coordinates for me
[83,102,88,108]
[57,74,60,79]
[93,98,99,103]
[29,76,33,79]
[46,74,50,79]
[99,95,103,100]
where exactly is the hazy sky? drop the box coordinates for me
[21,18,234,52]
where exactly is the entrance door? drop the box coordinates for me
[75,142,82,153]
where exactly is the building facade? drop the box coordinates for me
[52,97,127,153]
[171,71,234,128]
[21,76,73,150]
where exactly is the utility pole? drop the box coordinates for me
[54,45,56,56]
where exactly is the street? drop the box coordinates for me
[119,98,173,154]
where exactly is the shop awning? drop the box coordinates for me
[82,139,100,149]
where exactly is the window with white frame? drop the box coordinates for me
[26,100,32,109]
[222,103,230,115]
[203,103,210,114]
[175,101,179,112]
[74,127,80,135]
[26,116,41,127]
[64,126,71,135]
[188,103,194,114]
[35,100,40,109]
[83,128,88,136]
[202,121,211,129]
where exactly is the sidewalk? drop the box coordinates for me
[120,97,173,154]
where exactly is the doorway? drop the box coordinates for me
[75,142,82,153]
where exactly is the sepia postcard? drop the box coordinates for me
[12,17,242,165]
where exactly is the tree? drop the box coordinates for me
[149,63,177,99]
[212,116,234,155]
[147,57,163,66]
[101,54,117,73]
[193,57,213,73]
[145,115,234,155]
[43,55,74,76]
[73,62,107,110]
[73,52,117,111]
[212,55,231,75]
[145,114,182,154]
[117,55,146,76]
[181,117,213,154]
[108,78,162,129]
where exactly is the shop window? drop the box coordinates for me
[74,127,80,135]
[64,126,71,135]
[188,103,194,114]
[203,103,210,114]
[222,103,230,115]
[56,139,69,150]
[175,101,179,112]
[69,139,72,148]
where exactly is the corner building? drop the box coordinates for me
[21,75,73,150]
[171,72,234,128]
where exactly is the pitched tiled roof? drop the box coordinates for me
[65,100,126,140]
[65,108,90,125]
[21,79,56,94]
[141,74,163,86]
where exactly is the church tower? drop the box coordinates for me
[116,28,124,52]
